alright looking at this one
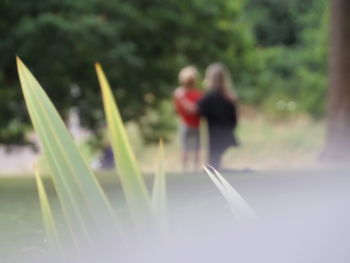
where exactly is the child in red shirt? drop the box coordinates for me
[173,66,203,171]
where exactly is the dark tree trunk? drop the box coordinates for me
[325,0,350,161]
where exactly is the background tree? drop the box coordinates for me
[244,0,328,117]
[0,0,256,146]
[325,0,350,160]
[0,0,332,146]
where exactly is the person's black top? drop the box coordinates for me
[198,90,237,128]
[198,90,238,151]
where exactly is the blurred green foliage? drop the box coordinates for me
[139,100,177,143]
[244,0,328,118]
[0,0,329,145]
[0,0,254,145]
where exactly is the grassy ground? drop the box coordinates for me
[1,168,349,262]
[0,115,325,176]
[0,173,224,262]
[0,177,44,262]
[138,115,325,173]
[0,115,327,261]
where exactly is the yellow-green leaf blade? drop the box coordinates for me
[95,63,152,224]
[203,165,256,222]
[17,57,119,242]
[152,139,167,230]
[35,168,64,256]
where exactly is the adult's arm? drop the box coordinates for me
[180,98,198,114]
[174,90,198,114]
[173,87,184,113]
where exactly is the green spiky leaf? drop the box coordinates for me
[35,168,64,257]
[95,63,152,226]
[203,165,256,222]
[152,139,167,230]
[17,57,119,246]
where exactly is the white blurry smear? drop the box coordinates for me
[20,170,350,263]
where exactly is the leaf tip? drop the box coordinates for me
[16,56,24,72]
[159,138,164,149]
[95,62,102,72]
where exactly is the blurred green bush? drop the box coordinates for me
[0,0,329,145]
[0,0,253,145]
[239,0,328,119]
[139,100,177,144]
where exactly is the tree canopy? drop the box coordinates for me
[0,0,329,145]
[0,0,256,145]
[245,0,328,116]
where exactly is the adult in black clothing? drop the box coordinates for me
[180,63,238,169]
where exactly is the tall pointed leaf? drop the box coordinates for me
[35,168,64,258]
[95,63,152,224]
[152,139,167,230]
[95,63,151,227]
[17,57,119,244]
[203,166,256,222]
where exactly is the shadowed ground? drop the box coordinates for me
[1,169,349,262]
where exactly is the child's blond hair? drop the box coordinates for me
[178,66,198,87]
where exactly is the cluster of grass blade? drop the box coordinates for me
[17,58,119,250]
[17,57,255,259]
[17,57,168,254]
[34,168,64,258]
[203,165,256,223]
[151,139,167,232]
[95,64,153,227]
